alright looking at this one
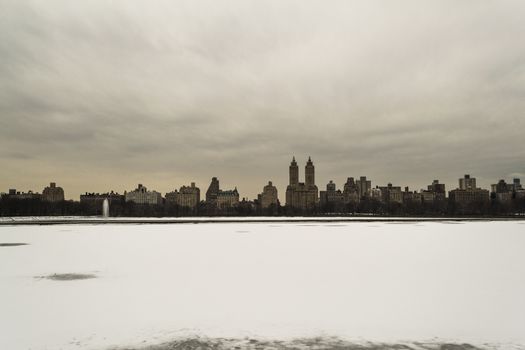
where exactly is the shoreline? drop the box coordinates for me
[1,216,525,225]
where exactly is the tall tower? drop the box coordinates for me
[289,156,299,186]
[459,174,476,190]
[206,177,220,203]
[305,156,315,187]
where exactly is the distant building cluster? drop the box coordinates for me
[2,182,64,202]
[2,157,525,216]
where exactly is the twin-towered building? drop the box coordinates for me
[286,156,319,209]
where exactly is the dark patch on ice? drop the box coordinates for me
[36,273,97,281]
[116,337,489,350]
[439,345,479,350]
[0,242,29,247]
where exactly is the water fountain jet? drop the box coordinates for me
[102,198,109,218]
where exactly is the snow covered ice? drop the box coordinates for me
[1,220,525,350]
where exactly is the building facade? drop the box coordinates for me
[205,177,220,203]
[421,180,446,203]
[491,179,519,203]
[378,183,403,203]
[355,176,372,198]
[459,174,476,190]
[402,187,420,203]
[125,184,162,205]
[512,178,522,191]
[42,182,65,202]
[320,180,345,210]
[3,189,41,200]
[205,177,239,208]
[449,188,490,204]
[165,182,200,209]
[449,175,489,206]
[285,157,318,210]
[216,188,239,209]
[258,181,279,209]
[343,177,360,204]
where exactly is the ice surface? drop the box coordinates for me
[1,221,524,350]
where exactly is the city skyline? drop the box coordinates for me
[2,1,525,201]
[2,155,523,203]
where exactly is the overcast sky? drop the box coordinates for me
[1,0,524,200]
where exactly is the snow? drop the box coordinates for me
[1,221,525,349]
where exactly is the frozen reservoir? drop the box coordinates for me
[0,220,524,349]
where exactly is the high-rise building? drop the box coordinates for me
[490,179,516,203]
[428,180,446,194]
[378,183,403,203]
[258,181,279,209]
[125,184,162,205]
[421,180,446,202]
[289,158,299,186]
[165,182,200,209]
[491,179,513,194]
[343,177,359,204]
[402,187,419,203]
[449,175,489,206]
[355,176,372,198]
[459,175,476,190]
[370,187,382,200]
[206,177,220,203]
[513,178,524,199]
[320,180,344,210]
[513,178,522,191]
[305,157,315,187]
[285,156,318,209]
[42,182,65,202]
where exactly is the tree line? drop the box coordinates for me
[1,196,525,217]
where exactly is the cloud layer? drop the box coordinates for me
[1,0,525,199]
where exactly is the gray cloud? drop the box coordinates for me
[1,0,525,199]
